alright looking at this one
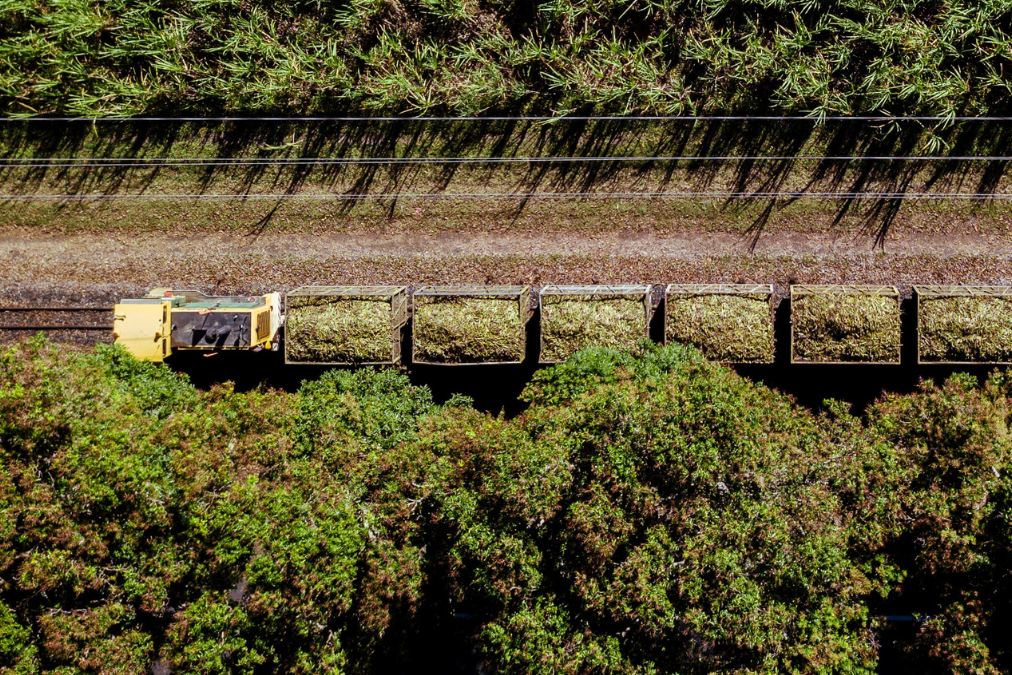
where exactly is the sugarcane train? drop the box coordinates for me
[111,285,1012,366]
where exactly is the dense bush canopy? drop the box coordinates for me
[0,338,442,673]
[422,347,902,673]
[868,374,1012,673]
[1,0,1011,116]
[2,337,1012,673]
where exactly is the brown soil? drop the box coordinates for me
[3,229,1011,296]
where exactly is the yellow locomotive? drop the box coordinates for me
[113,289,281,362]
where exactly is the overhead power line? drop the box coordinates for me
[0,115,1011,122]
[3,155,1012,168]
[3,191,1011,201]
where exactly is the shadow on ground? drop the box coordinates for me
[3,118,1012,244]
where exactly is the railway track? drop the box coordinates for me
[0,306,114,331]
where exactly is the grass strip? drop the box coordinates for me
[792,292,900,363]
[666,294,773,363]
[414,297,525,363]
[541,296,645,362]
[919,296,1012,362]
[286,296,392,363]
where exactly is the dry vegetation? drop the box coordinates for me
[413,296,526,363]
[919,295,1012,363]
[285,297,395,364]
[540,295,647,362]
[9,235,1012,300]
[792,290,901,363]
[666,293,773,363]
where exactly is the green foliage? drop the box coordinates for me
[413,297,526,363]
[792,292,901,363]
[868,372,1012,673]
[522,342,702,406]
[286,298,395,364]
[2,0,1012,115]
[540,296,647,363]
[918,297,1012,363]
[293,366,440,465]
[667,294,775,363]
[426,344,898,674]
[0,337,438,674]
[0,600,39,674]
[5,337,1012,673]
[0,337,194,674]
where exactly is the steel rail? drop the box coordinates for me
[1,115,1010,122]
[0,306,115,331]
[4,155,1012,167]
[3,191,1012,200]
[0,306,113,311]
[0,325,113,330]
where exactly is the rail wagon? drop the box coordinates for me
[916,285,1012,364]
[790,285,901,364]
[284,286,409,365]
[412,286,532,364]
[539,285,652,363]
[665,284,774,363]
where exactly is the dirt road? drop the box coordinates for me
[3,228,1012,304]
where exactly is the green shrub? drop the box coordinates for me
[424,345,902,674]
[918,297,1012,363]
[540,296,646,363]
[666,294,773,363]
[792,291,901,363]
[521,343,703,406]
[0,337,197,674]
[0,337,439,674]
[868,372,1012,674]
[413,297,526,363]
[285,297,395,364]
[0,601,38,674]
[8,336,1012,673]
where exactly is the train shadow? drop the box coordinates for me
[170,348,1008,420]
[734,362,1005,414]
